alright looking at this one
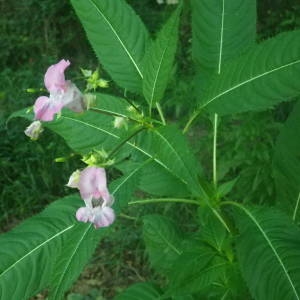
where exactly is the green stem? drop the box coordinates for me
[220,200,244,209]
[119,213,138,221]
[128,198,201,206]
[156,102,166,126]
[183,110,201,134]
[107,127,145,159]
[213,113,218,188]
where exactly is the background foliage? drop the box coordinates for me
[1,0,300,299]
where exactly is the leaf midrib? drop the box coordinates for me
[61,116,189,188]
[0,224,75,279]
[240,206,300,299]
[217,0,225,74]
[148,16,178,107]
[202,59,300,109]
[89,0,143,79]
[51,225,92,299]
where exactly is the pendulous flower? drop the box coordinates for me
[67,166,115,228]
[33,59,85,122]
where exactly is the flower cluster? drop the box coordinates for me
[25,60,116,229]
[67,166,115,228]
[25,59,84,139]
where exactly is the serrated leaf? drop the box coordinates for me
[136,125,206,197]
[48,164,148,298]
[273,100,300,216]
[198,206,227,252]
[70,0,149,93]
[199,31,300,115]
[191,0,256,72]
[12,111,205,198]
[138,160,190,197]
[166,245,227,297]
[0,195,101,299]
[143,215,182,275]
[48,224,107,300]
[143,6,181,107]
[110,159,153,211]
[233,205,300,300]
[114,282,161,300]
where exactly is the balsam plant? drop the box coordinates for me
[3,0,300,299]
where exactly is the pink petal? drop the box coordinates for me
[34,96,63,121]
[78,166,108,201]
[76,207,93,223]
[44,59,70,93]
[92,206,115,228]
[62,81,85,112]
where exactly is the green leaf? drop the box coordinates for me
[143,6,181,107]
[70,0,149,93]
[111,159,153,211]
[114,282,161,300]
[48,224,107,300]
[143,215,182,275]
[200,30,300,115]
[0,195,104,299]
[92,93,138,120]
[191,0,256,72]
[136,125,206,197]
[166,245,227,297]
[198,206,227,252]
[13,111,205,197]
[233,205,300,300]
[273,100,300,217]
[138,160,190,197]
[217,177,238,198]
[48,164,148,298]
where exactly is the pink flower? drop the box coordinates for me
[34,95,64,122]
[67,166,115,228]
[44,59,70,93]
[33,59,84,122]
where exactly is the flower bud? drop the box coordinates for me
[24,121,43,140]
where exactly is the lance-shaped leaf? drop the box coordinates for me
[114,282,161,300]
[48,163,146,299]
[199,30,300,115]
[143,215,183,275]
[273,100,300,217]
[143,6,181,107]
[70,0,149,93]
[135,125,206,197]
[165,246,227,297]
[233,205,300,300]
[12,108,134,156]
[0,196,105,299]
[191,0,256,72]
[12,110,205,197]
[48,223,106,300]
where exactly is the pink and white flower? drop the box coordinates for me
[33,59,84,122]
[67,166,115,228]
